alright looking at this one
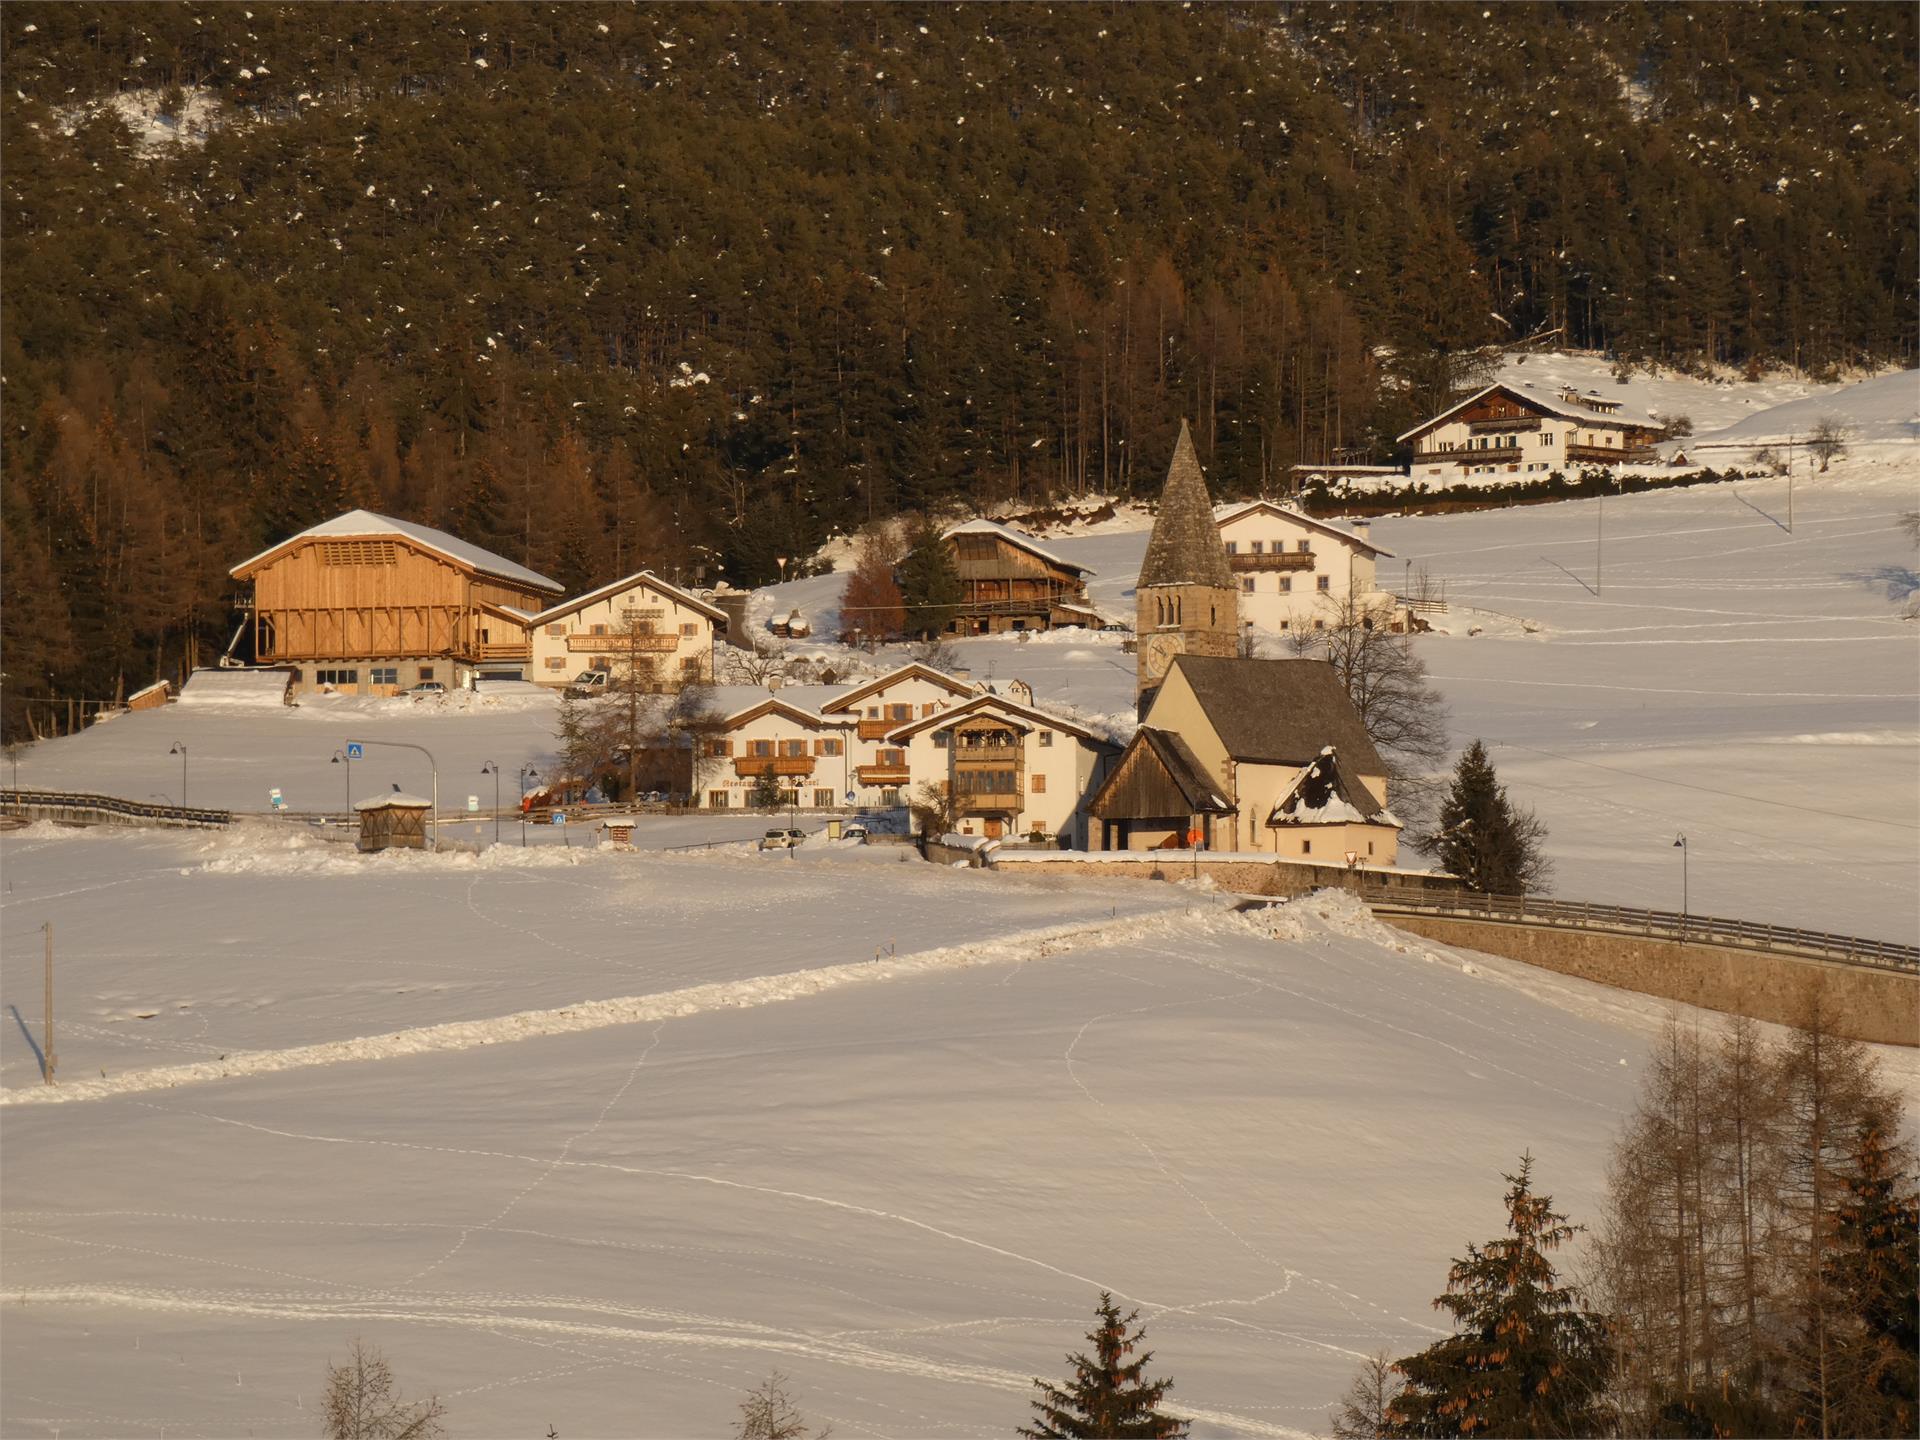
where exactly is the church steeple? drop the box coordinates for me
[1135,420,1238,712]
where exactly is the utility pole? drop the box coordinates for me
[42,922,55,1085]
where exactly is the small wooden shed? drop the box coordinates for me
[600,816,639,850]
[355,792,432,852]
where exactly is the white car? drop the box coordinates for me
[841,824,869,844]
[758,828,807,851]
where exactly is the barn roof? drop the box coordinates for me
[1397,381,1661,443]
[232,510,563,593]
[942,519,1093,575]
[1163,655,1388,775]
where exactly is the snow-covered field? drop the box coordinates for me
[16,828,1915,1438]
[2,361,1916,1436]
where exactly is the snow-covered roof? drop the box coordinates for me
[710,684,856,727]
[1213,500,1395,557]
[1397,381,1662,443]
[942,519,1094,576]
[527,570,726,626]
[354,792,432,811]
[819,664,976,713]
[1265,748,1400,830]
[233,510,564,594]
[884,691,1113,747]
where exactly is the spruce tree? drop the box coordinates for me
[1386,1155,1611,1439]
[896,518,964,640]
[1019,1293,1189,1439]
[1818,1125,1918,1440]
[1435,741,1550,894]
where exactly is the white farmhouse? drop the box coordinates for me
[692,684,856,811]
[527,572,726,690]
[816,663,979,806]
[1399,380,1664,482]
[886,693,1117,847]
[1214,500,1399,635]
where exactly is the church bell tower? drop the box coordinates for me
[1135,420,1238,713]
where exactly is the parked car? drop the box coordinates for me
[841,823,870,843]
[565,670,610,697]
[758,828,807,850]
[408,681,446,695]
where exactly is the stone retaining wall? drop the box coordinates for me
[1386,914,1918,1048]
[987,852,1461,898]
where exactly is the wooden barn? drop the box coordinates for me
[939,520,1097,634]
[230,510,564,695]
[1085,726,1235,851]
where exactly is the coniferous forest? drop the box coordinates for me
[3,3,1914,727]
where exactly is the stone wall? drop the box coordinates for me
[1385,914,1918,1048]
[987,852,1461,898]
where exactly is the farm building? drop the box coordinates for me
[938,520,1098,634]
[526,571,725,691]
[1399,381,1664,480]
[230,510,563,695]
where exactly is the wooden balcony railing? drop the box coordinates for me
[477,642,531,660]
[1415,444,1523,463]
[957,789,1021,813]
[1467,416,1542,434]
[1228,551,1315,573]
[856,763,912,785]
[857,718,905,741]
[1566,443,1656,465]
[566,632,679,653]
[953,743,1022,762]
[734,755,816,778]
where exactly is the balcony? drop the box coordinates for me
[1467,416,1543,434]
[953,743,1022,762]
[734,755,816,778]
[1415,444,1523,464]
[477,641,531,661]
[1566,443,1656,465]
[857,763,912,786]
[956,789,1021,814]
[1228,551,1315,573]
[566,632,679,653]
[857,718,903,741]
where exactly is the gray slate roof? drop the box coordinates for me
[1139,420,1233,590]
[1169,655,1388,775]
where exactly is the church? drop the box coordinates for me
[1087,423,1404,862]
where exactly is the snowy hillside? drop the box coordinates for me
[12,827,1913,1438]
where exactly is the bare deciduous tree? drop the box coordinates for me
[1329,1351,1403,1439]
[1805,417,1849,472]
[909,778,958,838]
[722,643,793,686]
[733,1370,829,1440]
[323,1339,447,1440]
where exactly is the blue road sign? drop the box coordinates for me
[346,742,364,759]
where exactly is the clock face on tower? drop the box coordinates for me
[1140,631,1180,685]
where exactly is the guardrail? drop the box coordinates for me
[0,788,231,829]
[1358,887,1919,975]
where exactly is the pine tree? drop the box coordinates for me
[1434,741,1551,895]
[1386,1155,1611,1438]
[750,766,783,811]
[1019,1293,1188,1439]
[1822,1125,1919,1440]
[895,518,964,640]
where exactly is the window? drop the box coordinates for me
[780,740,808,758]
[1039,730,1053,748]
[680,623,698,637]
[371,667,399,686]
[1367,841,1375,855]
[546,624,566,637]
[778,789,800,807]
[1031,773,1047,794]
[545,656,566,671]
[1241,577,1256,593]
[1297,540,1311,553]
[933,731,949,749]
[887,703,912,722]
[590,623,608,636]
[315,669,359,687]
[878,748,904,766]
[1278,619,1290,631]
[1301,839,1312,855]
[1251,540,1265,555]
[705,739,732,758]
[866,705,881,719]
[708,790,730,808]
[921,703,937,717]
[418,667,434,682]
[814,788,835,808]
[590,658,612,672]
[680,656,703,673]
[1317,576,1331,592]
[813,738,841,757]
[881,788,903,806]
[1278,577,1292,593]
[751,740,774,757]
[1224,541,1238,555]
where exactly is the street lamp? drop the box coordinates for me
[331,749,353,818]
[168,742,188,810]
[518,765,539,848]
[1673,834,1688,931]
[480,761,501,847]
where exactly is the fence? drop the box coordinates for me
[0,788,231,829]
[1357,887,1919,975]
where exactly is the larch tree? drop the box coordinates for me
[1386,1155,1611,1439]
[1019,1292,1189,1439]
[322,1338,447,1440]
[838,530,906,645]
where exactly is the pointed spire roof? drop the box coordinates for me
[1139,420,1233,589]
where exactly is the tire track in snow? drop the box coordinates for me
[1,905,1204,1106]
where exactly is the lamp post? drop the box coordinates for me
[1673,834,1688,932]
[331,749,352,818]
[480,761,501,847]
[518,765,538,848]
[169,742,188,810]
